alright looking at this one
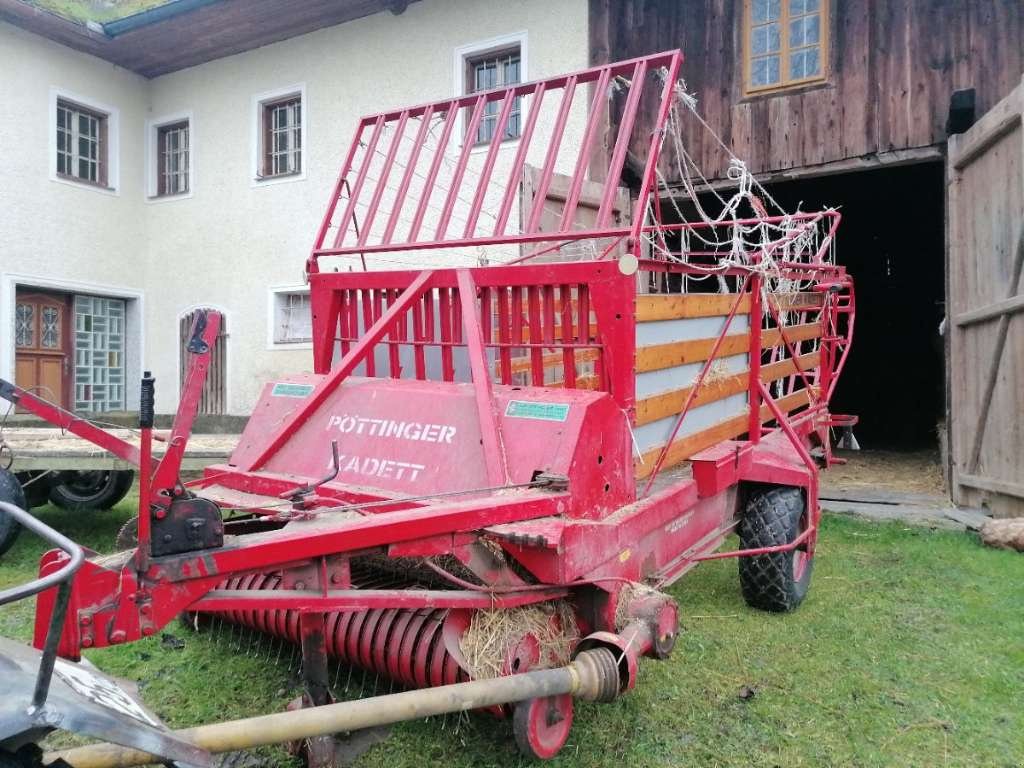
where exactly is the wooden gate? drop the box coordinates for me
[179,308,227,416]
[947,75,1024,517]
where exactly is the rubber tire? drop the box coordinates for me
[15,472,54,509]
[0,469,26,557]
[737,486,812,613]
[49,470,135,511]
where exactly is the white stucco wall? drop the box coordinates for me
[0,0,590,415]
[0,22,150,406]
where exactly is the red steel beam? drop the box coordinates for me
[558,68,611,232]
[597,60,647,227]
[456,269,509,486]
[526,75,577,234]
[332,115,386,249]
[248,270,435,470]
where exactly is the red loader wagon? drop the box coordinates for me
[0,49,854,765]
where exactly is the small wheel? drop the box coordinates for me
[49,470,134,511]
[512,693,574,760]
[738,485,813,613]
[0,469,26,557]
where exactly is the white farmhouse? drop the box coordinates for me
[0,0,589,417]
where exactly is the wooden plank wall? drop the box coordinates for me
[589,0,1024,182]
[947,76,1024,517]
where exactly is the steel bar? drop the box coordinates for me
[526,75,577,234]
[597,60,647,226]
[456,269,510,486]
[463,88,516,238]
[46,651,618,768]
[383,104,434,245]
[332,115,386,249]
[493,82,545,236]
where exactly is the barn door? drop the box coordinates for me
[179,309,227,415]
[946,75,1024,517]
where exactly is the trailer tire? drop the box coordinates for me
[49,470,135,511]
[737,486,812,613]
[15,472,54,509]
[0,469,26,556]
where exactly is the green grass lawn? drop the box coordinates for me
[1,497,1022,767]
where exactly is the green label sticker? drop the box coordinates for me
[505,400,570,422]
[272,382,314,398]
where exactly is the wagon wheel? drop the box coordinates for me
[512,693,574,760]
[737,485,813,613]
[49,470,135,511]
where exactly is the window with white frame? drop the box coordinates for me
[260,95,302,178]
[56,99,108,186]
[272,290,312,344]
[157,121,189,196]
[465,48,522,144]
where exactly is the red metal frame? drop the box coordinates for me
[15,54,855,735]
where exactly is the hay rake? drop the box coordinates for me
[0,49,855,766]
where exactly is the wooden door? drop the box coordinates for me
[180,309,227,415]
[14,291,71,408]
[946,74,1024,517]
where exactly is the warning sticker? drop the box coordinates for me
[272,382,314,398]
[504,400,570,422]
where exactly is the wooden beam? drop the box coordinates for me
[959,473,1024,501]
[635,322,821,373]
[636,292,822,322]
[636,293,751,321]
[635,351,820,426]
[953,293,1024,326]
[635,388,812,478]
[660,146,945,191]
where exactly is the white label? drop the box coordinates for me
[326,415,457,444]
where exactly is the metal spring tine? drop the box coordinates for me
[345,663,354,694]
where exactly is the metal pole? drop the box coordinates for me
[46,650,618,768]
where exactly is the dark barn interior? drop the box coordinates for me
[763,162,946,449]
[659,161,946,450]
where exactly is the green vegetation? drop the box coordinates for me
[1,497,1021,767]
[25,0,174,25]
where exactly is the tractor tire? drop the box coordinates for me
[49,470,135,511]
[15,472,54,509]
[0,469,26,557]
[737,485,812,613]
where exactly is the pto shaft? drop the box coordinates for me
[46,649,619,768]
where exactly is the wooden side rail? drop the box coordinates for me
[636,292,822,322]
[635,322,822,373]
[635,351,820,426]
[634,388,813,478]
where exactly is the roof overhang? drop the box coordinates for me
[0,0,416,78]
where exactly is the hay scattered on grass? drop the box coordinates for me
[459,601,579,680]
